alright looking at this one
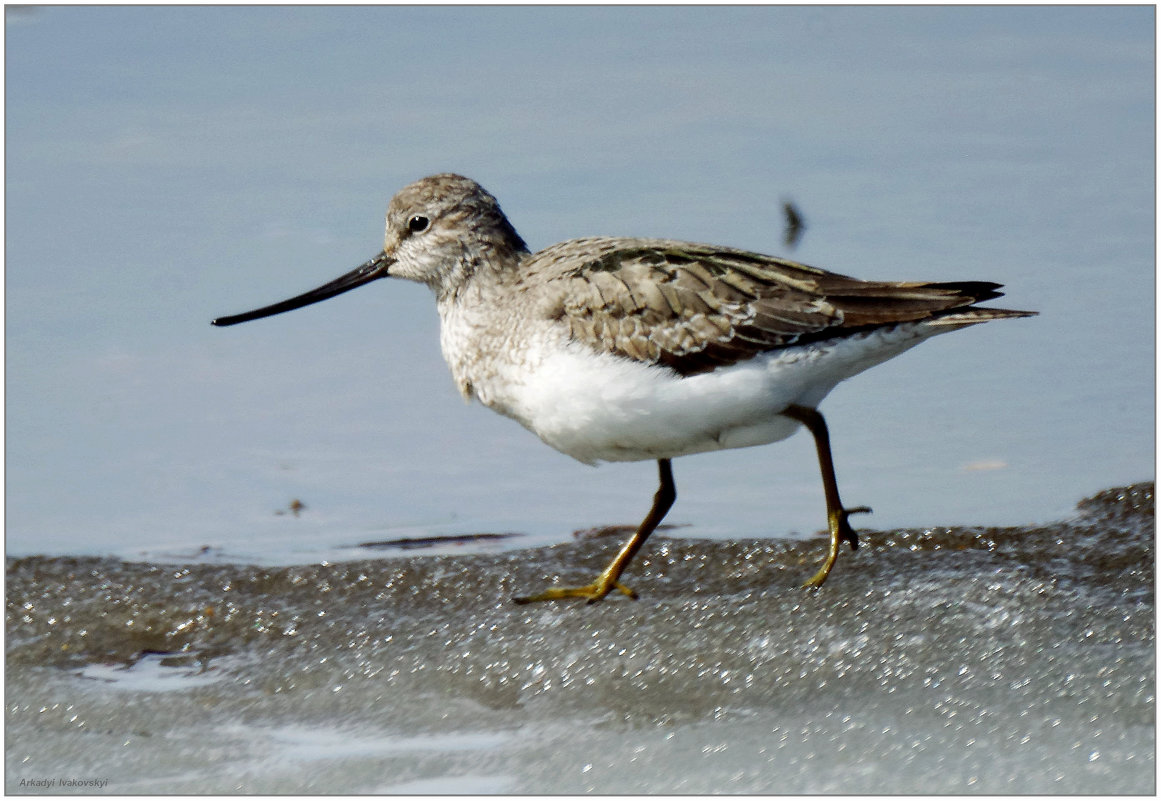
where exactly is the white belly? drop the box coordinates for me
[475,324,934,465]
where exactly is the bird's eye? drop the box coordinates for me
[408,215,430,233]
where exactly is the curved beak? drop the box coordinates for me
[212,252,395,327]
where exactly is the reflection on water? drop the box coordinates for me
[6,483,1153,793]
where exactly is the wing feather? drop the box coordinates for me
[531,237,1030,376]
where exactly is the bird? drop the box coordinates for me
[213,173,1035,603]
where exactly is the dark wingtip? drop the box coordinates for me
[925,280,1006,304]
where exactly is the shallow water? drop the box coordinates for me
[6,483,1154,794]
[7,7,1154,567]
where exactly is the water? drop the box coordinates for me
[6,483,1153,793]
[4,6,1154,561]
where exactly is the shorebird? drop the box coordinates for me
[214,174,1035,603]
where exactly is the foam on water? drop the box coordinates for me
[6,483,1153,793]
[77,652,227,693]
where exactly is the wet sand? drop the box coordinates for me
[6,483,1153,793]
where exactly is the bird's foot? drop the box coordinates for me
[802,505,871,589]
[837,505,871,550]
[513,577,637,605]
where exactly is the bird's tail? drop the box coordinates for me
[925,306,1038,328]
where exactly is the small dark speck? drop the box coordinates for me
[782,200,806,249]
[275,499,306,517]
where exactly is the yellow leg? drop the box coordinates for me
[514,459,676,605]
[784,405,871,589]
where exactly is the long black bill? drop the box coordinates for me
[212,252,395,327]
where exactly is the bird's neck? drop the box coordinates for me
[434,243,528,304]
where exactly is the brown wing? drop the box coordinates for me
[534,238,1028,376]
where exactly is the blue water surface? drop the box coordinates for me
[6,6,1153,561]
